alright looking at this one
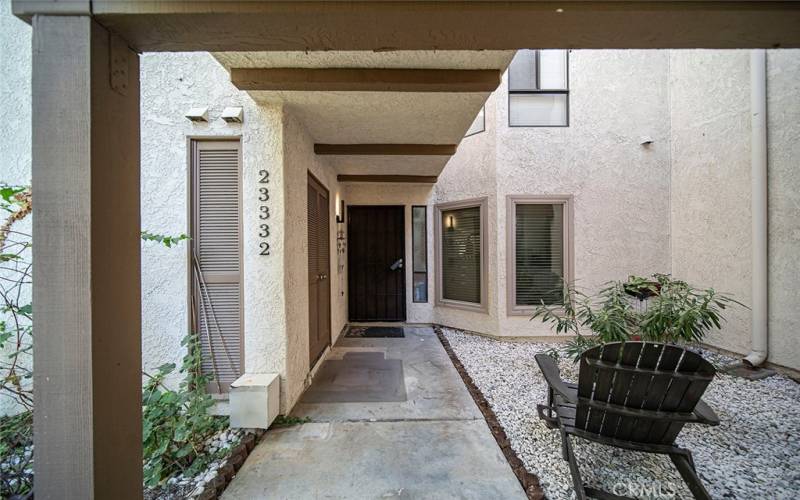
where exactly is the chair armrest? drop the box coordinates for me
[693,399,720,426]
[534,353,577,404]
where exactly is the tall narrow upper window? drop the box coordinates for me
[465,106,485,137]
[412,206,428,303]
[507,195,572,314]
[508,49,569,127]
[435,198,487,311]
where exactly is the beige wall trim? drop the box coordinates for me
[505,195,574,316]
[316,144,456,156]
[434,197,489,314]
[337,175,438,183]
[15,2,800,50]
[231,68,501,92]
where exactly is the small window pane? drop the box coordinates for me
[441,206,481,304]
[508,49,537,91]
[515,203,564,306]
[412,206,428,302]
[465,106,485,136]
[413,272,427,302]
[539,50,568,90]
[509,93,567,127]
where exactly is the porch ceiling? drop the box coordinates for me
[212,50,515,177]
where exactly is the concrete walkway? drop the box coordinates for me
[223,326,526,500]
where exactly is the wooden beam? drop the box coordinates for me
[32,16,142,498]
[315,144,457,156]
[15,1,800,50]
[337,175,439,183]
[231,68,500,92]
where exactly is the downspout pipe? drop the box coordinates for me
[743,49,768,367]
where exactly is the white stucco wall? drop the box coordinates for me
[434,93,500,335]
[140,52,285,391]
[670,49,800,371]
[669,50,754,358]
[141,52,348,411]
[436,51,673,338]
[766,50,800,371]
[0,0,32,416]
[282,110,345,409]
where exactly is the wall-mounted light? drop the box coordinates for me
[639,136,654,146]
[222,106,244,123]
[336,198,346,224]
[185,107,208,122]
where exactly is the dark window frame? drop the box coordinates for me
[434,197,489,313]
[508,50,570,128]
[411,205,428,303]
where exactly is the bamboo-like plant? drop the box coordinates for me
[532,274,743,361]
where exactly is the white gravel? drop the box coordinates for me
[441,327,800,500]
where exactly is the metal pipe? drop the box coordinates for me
[743,49,768,367]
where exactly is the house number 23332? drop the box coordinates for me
[258,169,270,255]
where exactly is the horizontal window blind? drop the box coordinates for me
[441,206,481,304]
[515,203,564,306]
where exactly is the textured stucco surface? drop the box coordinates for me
[670,49,800,370]
[436,51,672,338]
[0,0,30,185]
[140,52,285,390]
[434,92,499,335]
[282,111,345,410]
[766,50,800,370]
[0,0,32,415]
[669,50,754,359]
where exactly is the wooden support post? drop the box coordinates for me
[31,15,142,498]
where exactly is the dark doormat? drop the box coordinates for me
[300,351,407,403]
[346,326,405,338]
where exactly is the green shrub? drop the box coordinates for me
[142,333,226,486]
[532,274,743,361]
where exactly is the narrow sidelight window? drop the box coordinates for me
[412,206,428,303]
[507,195,572,314]
[508,49,569,127]
[435,198,488,311]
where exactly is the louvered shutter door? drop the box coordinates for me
[515,203,564,306]
[192,141,242,392]
[441,206,481,303]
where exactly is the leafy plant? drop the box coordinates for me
[142,333,226,486]
[141,230,189,248]
[0,411,33,497]
[532,274,743,361]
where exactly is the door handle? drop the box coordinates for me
[390,258,403,271]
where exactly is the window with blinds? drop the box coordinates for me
[508,196,571,312]
[191,140,242,393]
[438,201,485,307]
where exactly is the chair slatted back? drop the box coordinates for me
[574,342,715,445]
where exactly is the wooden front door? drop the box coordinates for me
[348,206,406,321]
[308,174,331,365]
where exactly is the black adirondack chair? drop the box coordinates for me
[535,341,720,500]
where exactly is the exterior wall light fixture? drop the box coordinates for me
[222,106,244,123]
[336,199,346,224]
[185,107,208,122]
